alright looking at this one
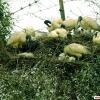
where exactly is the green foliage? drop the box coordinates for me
[0,0,12,41]
[0,36,100,100]
[0,0,12,64]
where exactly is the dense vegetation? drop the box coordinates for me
[0,0,12,63]
[0,0,100,100]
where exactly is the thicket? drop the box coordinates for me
[0,0,12,63]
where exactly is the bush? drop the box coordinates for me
[0,0,12,63]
